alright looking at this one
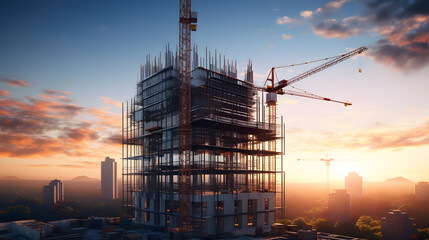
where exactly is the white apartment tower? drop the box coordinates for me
[101,156,118,200]
[345,172,363,199]
[43,179,64,206]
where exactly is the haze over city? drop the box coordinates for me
[1,0,428,183]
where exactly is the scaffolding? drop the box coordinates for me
[122,45,285,235]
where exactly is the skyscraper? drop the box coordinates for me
[328,189,350,222]
[43,179,64,206]
[101,156,118,200]
[381,210,416,240]
[345,172,362,199]
[415,181,429,201]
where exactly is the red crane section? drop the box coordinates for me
[178,0,192,233]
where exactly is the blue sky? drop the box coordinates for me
[1,0,429,182]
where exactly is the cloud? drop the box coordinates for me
[368,16,429,70]
[325,0,348,9]
[0,78,29,87]
[276,16,298,25]
[43,89,70,96]
[0,90,10,97]
[313,16,368,39]
[38,89,73,102]
[281,33,293,40]
[301,10,313,18]
[290,120,429,152]
[102,134,122,145]
[22,162,99,169]
[305,0,429,70]
[59,125,99,142]
[100,96,122,108]
[0,90,120,158]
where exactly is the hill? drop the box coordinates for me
[70,175,98,181]
[0,176,19,180]
[385,176,413,183]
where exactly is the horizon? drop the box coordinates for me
[1,0,429,183]
[0,173,425,184]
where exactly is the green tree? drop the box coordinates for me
[6,205,31,221]
[276,218,292,226]
[355,216,381,240]
[293,217,307,229]
[416,228,429,240]
[334,221,356,236]
[312,218,334,232]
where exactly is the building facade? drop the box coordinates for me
[43,179,64,206]
[415,181,429,201]
[101,156,118,200]
[122,46,285,235]
[328,189,350,222]
[381,210,416,240]
[345,172,362,199]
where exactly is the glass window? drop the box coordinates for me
[248,214,255,226]
[248,199,256,212]
[215,201,224,213]
[145,197,150,209]
[264,212,269,225]
[145,212,150,222]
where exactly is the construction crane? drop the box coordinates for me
[264,46,368,97]
[178,0,197,233]
[260,46,368,134]
[297,157,361,194]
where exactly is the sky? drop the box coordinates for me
[0,0,428,183]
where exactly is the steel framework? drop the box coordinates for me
[122,47,285,236]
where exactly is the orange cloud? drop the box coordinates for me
[289,121,429,152]
[0,78,29,87]
[100,96,122,108]
[0,90,10,97]
[38,89,72,102]
[0,89,121,158]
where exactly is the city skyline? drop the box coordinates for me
[1,0,428,183]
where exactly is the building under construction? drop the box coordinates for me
[122,45,285,236]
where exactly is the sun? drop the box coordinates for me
[331,161,361,180]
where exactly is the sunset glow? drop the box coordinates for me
[1,0,428,184]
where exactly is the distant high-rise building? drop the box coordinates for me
[101,156,117,200]
[328,189,350,222]
[415,182,429,201]
[43,179,64,206]
[381,210,416,240]
[345,172,362,199]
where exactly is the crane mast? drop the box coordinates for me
[178,0,192,233]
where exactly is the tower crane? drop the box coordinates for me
[178,0,197,233]
[259,46,368,131]
[297,157,361,194]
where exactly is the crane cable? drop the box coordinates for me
[273,53,348,69]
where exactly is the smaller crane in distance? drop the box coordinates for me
[297,157,361,195]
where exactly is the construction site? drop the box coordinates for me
[122,43,286,236]
[122,0,367,238]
